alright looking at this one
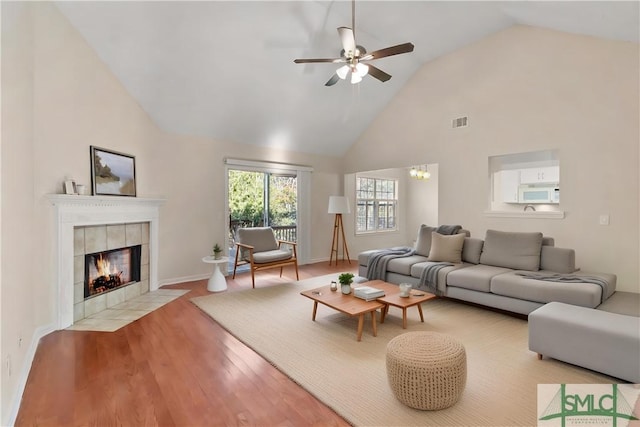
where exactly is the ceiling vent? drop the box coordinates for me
[452,116,468,128]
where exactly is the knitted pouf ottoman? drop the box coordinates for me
[386,331,466,410]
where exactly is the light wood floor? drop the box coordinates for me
[15,261,358,427]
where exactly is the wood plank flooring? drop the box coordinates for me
[15,262,357,427]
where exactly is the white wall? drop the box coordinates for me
[343,165,438,257]
[345,25,640,293]
[406,163,439,238]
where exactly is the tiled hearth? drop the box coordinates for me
[68,289,189,332]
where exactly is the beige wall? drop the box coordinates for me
[1,2,36,422]
[0,2,342,423]
[345,25,640,293]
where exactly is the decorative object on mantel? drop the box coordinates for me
[212,243,223,260]
[63,179,77,195]
[90,146,136,197]
[409,165,430,180]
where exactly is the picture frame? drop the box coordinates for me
[90,146,136,197]
[64,180,77,195]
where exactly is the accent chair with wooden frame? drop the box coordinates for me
[232,227,299,288]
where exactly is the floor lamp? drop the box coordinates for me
[328,196,351,266]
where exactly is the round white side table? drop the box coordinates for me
[202,256,229,292]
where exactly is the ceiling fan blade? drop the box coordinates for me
[337,27,356,57]
[361,42,415,61]
[367,64,392,82]
[294,57,345,64]
[325,74,340,87]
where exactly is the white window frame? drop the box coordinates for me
[355,175,398,234]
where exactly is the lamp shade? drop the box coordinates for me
[328,196,351,214]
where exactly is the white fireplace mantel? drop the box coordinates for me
[47,194,165,329]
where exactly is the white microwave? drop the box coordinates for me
[518,185,560,204]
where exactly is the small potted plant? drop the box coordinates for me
[338,273,355,295]
[212,243,223,260]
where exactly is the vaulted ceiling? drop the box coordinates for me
[55,1,639,157]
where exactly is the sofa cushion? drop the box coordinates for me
[446,264,512,293]
[428,232,465,263]
[490,271,604,308]
[540,246,576,273]
[462,237,484,265]
[479,230,543,271]
[387,255,430,276]
[414,225,437,256]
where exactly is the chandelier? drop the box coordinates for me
[409,165,431,180]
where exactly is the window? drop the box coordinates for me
[356,176,398,233]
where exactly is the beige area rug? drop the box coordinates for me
[191,274,618,427]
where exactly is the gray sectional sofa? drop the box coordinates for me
[358,225,639,382]
[358,226,617,315]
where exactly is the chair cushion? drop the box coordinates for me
[479,230,543,271]
[252,249,293,264]
[237,227,279,252]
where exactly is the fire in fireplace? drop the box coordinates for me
[84,245,141,299]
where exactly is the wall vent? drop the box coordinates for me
[452,116,468,128]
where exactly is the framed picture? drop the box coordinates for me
[90,146,136,197]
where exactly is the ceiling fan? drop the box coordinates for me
[293,0,414,86]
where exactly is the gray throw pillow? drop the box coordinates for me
[479,229,543,271]
[462,237,484,264]
[415,224,436,256]
[428,232,465,263]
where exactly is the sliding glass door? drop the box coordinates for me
[227,168,297,272]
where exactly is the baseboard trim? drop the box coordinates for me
[158,274,210,287]
[5,323,56,427]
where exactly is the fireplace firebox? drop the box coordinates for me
[84,245,142,299]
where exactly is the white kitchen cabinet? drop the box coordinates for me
[497,170,520,203]
[519,166,559,184]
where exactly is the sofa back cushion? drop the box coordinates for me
[462,237,484,264]
[540,246,576,273]
[479,230,543,271]
[428,232,465,263]
[415,225,436,256]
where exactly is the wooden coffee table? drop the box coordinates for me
[301,285,384,341]
[365,280,437,329]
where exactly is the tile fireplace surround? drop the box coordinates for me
[47,195,165,329]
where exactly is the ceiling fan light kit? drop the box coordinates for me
[293,0,414,86]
